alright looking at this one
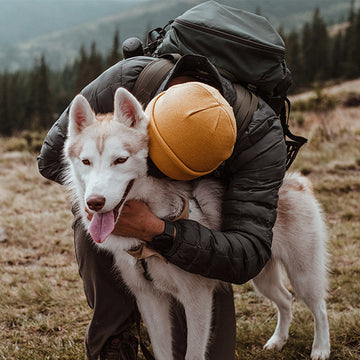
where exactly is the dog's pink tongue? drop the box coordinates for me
[88,211,115,244]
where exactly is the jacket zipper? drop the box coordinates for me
[175,19,285,55]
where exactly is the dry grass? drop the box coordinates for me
[233,104,360,359]
[0,102,360,359]
[289,78,360,103]
[0,150,89,359]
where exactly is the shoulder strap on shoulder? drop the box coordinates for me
[133,57,258,140]
[132,55,179,107]
[233,83,258,139]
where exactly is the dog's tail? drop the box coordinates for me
[281,171,314,195]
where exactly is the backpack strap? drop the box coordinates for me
[280,97,307,170]
[233,83,258,139]
[133,57,258,140]
[132,55,179,107]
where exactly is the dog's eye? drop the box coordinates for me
[82,159,91,166]
[113,157,128,165]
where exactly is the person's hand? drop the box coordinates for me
[112,200,165,242]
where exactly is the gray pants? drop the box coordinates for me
[73,216,236,360]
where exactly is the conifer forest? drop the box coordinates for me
[0,7,360,135]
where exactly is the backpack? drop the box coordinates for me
[124,0,307,170]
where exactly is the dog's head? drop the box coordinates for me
[64,87,149,243]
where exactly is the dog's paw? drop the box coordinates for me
[311,348,330,360]
[263,335,287,351]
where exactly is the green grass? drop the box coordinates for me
[0,103,360,359]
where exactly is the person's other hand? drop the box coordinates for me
[112,200,165,242]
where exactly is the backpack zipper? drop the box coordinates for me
[175,19,285,55]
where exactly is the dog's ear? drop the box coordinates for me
[69,94,96,136]
[114,88,146,128]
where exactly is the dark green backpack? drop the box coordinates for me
[127,1,307,169]
[155,1,287,100]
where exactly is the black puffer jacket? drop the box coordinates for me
[37,55,286,285]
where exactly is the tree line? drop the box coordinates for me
[1,6,360,136]
[0,30,122,136]
[283,2,360,92]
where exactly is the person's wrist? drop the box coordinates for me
[142,217,165,243]
[149,219,176,254]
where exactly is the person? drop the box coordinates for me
[37,53,287,360]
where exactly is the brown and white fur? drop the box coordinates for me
[63,87,330,360]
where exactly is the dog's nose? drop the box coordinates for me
[87,195,106,211]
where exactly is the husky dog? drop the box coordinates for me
[64,87,330,360]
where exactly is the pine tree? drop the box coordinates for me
[75,42,104,93]
[285,30,302,90]
[89,41,103,80]
[301,22,312,85]
[75,45,90,93]
[313,8,330,81]
[348,0,355,23]
[301,8,330,85]
[26,55,53,130]
[0,73,11,135]
[331,32,344,79]
[348,9,360,77]
[38,55,52,129]
[107,28,122,67]
[50,64,76,116]
[342,2,359,78]
[9,72,28,132]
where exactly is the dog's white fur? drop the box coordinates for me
[64,87,330,360]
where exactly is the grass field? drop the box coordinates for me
[0,99,359,359]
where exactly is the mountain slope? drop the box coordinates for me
[0,0,145,46]
[0,0,357,71]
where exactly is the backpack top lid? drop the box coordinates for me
[155,0,289,98]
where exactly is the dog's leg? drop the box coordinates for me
[134,289,174,360]
[285,266,330,360]
[177,283,213,360]
[178,287,214,360]
[252,259,293,351]
[308,299,330,360]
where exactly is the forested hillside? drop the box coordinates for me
[0,0,357,71]
[1,4,360,135]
